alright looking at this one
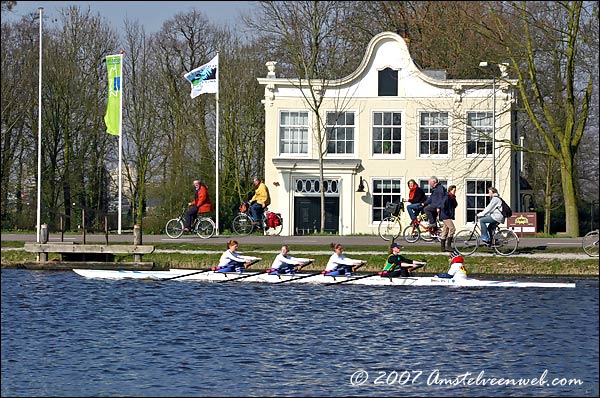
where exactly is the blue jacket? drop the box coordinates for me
[440,193,457,221]
[423,183,447,209]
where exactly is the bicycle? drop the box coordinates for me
[232,201,283,236]
[378,201,405,241]
[402,211,442,243]
[582,230,599,257]
[165,206,216,239]
[453,217,519,256]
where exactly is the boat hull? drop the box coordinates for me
[73,269,576,288]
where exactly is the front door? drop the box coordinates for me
[294,197,339,235]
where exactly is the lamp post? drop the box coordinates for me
[479,61,496,188]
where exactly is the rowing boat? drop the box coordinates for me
[72,269,576,288]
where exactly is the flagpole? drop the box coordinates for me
[118,52,124,234]
[36,6,43,243]
[215,52,220,235]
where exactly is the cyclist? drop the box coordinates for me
[184,178,212,232]
[406,179,426,222]
[379,242,426,277]
[323,242,366,276]
[267,245,314,275]
[477,187,504,245]
[249,177,271,226]
[420,176,446,234]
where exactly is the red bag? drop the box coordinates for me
[266,212,281,228]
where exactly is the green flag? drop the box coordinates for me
[104,54,122,136]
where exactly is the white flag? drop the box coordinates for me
[184,54,218,98]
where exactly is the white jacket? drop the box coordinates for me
[325,253,360,271]
[218,250,259,268]
[477,194,505,223]
[271,253,310,269]
[447,262,468,279]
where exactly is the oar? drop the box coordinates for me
[325,271,379,286]
[146,268,212,282]
[216,259,262,283]
[273,270,322,284]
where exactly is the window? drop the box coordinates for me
[280,111,309,155]
[373,112,402,155]
[419,179,448,197]
[466,112,493,155]
[465,179,492,222]
[326,112,355,154]
[372,179,403,222]
[419,112,449,155]
[378,68,398,96]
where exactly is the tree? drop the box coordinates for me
[483,1,597,236]
[246,1,357,232]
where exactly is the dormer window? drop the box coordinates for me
[378,68,398,96]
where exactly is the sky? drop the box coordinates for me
[3,1,257,32]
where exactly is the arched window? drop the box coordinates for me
[378,68,398,96]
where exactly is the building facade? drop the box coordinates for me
[257,31,518,236]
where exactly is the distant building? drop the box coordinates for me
[257,31,519,236]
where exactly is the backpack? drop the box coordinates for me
[499,197,513,218]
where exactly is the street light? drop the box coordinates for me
[479,61,496,188]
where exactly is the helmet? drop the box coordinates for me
[449,249,463,264]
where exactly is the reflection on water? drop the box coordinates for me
[2,270,598,397]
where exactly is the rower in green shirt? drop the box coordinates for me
[379,242,427,277]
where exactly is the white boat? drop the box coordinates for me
[73,269,576,288]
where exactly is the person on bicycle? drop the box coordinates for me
[184,178,212,232]
[477,187,505,245]
[249,177,271,225]
[214,239,261,273]
[406,179,426,222]
[436,250,468,279]
[420,176,446,234]
[267,245,314,275]
[439,185,458,252]
[323,242,366,276]
[379,242,426,277]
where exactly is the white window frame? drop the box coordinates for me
[418,178,449,198]
[418,111,450,159]
[466,111,493,157]
[278,110,310,158]
[324,110,357,157]
[371,110,404,159]
[371,178,404,223]
[465,179,492,223]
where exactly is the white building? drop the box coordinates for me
[257,31,518,236]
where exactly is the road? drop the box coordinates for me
[0,232,586,249]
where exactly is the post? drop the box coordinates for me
[492,75,496,188]
[215,52,220,235]
[105,215,109,245]
[133,224,142,262]
[36,7,43,243]
[82,208,86,244]
[39,223,48,261]
[60,215,64,242]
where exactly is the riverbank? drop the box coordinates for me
[1,241,597,277]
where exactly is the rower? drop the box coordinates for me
[379,242,426,278]
[213,239,261,273]
[436,250,468,279]
[323,242,367,277]
[267,245,314,275]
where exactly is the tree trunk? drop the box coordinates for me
[559,154,579,237]
[543,158,553,235]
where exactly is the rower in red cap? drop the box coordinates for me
[436,249,468,280]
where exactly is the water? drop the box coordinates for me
[2,269,598,397]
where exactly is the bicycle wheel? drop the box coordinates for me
[263,214,283,236]
[378,217,401,241]
[402,224,420,243]
[582,230,599,257]
[195,217,216,239]
[493,229,519,256]
[453,229,479,255]
[165,218,184,238]
[232,213,253,236]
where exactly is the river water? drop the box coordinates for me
[1,269,598,397]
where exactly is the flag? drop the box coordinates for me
[104,54,123,136]
[184,54,218,98]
